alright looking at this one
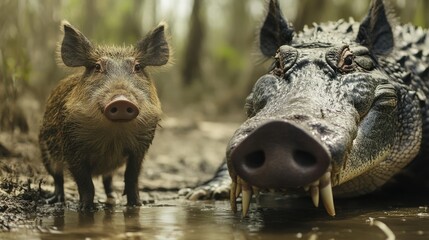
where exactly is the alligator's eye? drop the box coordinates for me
[271,46,298,77]
[344,55,353,66]
[94,62,103,72]
[338,47,354,73]
[272,53,284,77]
[134,63,142,73]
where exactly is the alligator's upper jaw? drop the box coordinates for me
[228,120,336,217]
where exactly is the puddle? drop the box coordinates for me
[1,195,428,240]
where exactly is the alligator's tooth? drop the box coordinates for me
[240,179,252,217]
[320,172,335,216]
[308,180,319,207]
[235,181,242,198]
[241,187,252,217]
[310,186,319,208]
[230,181,237,213]
[311,180,319,187]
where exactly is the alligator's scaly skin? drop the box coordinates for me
[181,0,429,209]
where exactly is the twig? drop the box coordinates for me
[368,217,396,240]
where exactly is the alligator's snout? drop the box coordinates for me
[231,120,331,189]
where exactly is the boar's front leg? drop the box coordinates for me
[70,165,95,211]
[40,140,65,203]
[46,172,65,203]
[124,153,143,206]
[102,174,114,199]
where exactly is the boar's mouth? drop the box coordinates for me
[229,120,336,217]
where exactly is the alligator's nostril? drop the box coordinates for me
[110,107,118,113]
[126,107,134,113]
[293,150,317,167]
[244,150,265,169]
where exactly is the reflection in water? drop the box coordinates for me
[33,201,238,240]
[1,195,428,240]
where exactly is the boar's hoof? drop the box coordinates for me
[231,120,330,189]
[44,193,65,204]
[79,202,97,212]
[126,199,142,207]
[104,95,139,122]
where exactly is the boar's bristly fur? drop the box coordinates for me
[39,21,170,210]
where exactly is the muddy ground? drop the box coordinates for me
[0,101,240,231]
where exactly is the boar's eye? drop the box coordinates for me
[94,62,103,72]
[134,63,142,73]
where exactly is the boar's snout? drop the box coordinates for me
[231,121,330,189]
[104,95,139,122]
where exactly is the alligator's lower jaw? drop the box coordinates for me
[231,169,335,217]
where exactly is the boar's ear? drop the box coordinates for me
[356,0,394,55]
[60,21,94,67]
[259,0,294,57]
[135,23,170,66]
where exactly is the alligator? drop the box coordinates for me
[181,0,429,216]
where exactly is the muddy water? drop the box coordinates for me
[2,194,429,240]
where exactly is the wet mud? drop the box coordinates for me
[1,195,429,239]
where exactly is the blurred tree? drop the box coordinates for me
[412,0,428,27]
[181,0,205,86]
[211,0,255,115]
[0,0,60,132]
[393,0,428,28]
[0,0,428,124]
[0,51,29,133]
[294,0,329,30]
[85,1,99,36]
[118,0,145,43]
[293,0,367,30]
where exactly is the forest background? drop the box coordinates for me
[1,0,428,133]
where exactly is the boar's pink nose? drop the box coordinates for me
[104,95,139,121]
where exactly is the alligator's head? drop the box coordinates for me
[228,0,422,216]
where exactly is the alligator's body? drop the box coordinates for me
[182,0,429,216]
